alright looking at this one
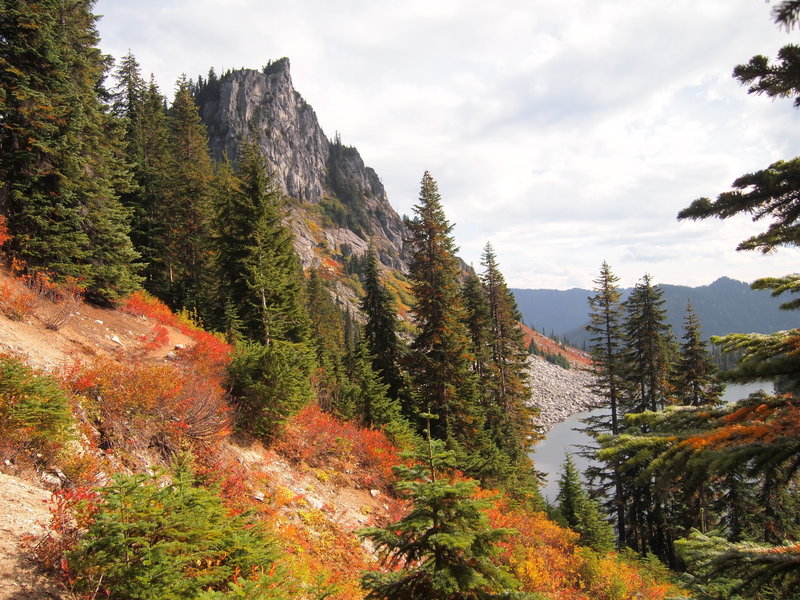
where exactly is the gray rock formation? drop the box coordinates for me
[196,58,408,272]
[525,356,603,432]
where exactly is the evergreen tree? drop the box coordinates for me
[111,54,172,296]
[622,275,674,414]
[479,242,535,465]
[583,261,628,547]
[162,77,215,312]
[342,340,416,448]
[461,272,494,396]
[361,243,407,405]
[214,138,309,344]
[359,434,530,600]
[556,454,615,553]
[0,0,141,302]
[406,172,483,460]
[306,268,347,413]
[674,302,724,406]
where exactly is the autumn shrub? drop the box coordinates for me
[274,405,403,492]
[0,277,38,320]
[0,356,75,465]
[66,357,231,461]
[229,340,315,443]
[480,491,683,600]
[64,463,294,600]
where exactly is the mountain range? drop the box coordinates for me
[513,276,798,346]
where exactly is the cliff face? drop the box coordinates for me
[196,58,408,273]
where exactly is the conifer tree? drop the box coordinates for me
[406,172,482,457]
[111,54,172,295]
[622,275,674,414]
[361,243,407,405]
[479,242,535,464]
[556,454,615,553]
[359,431,529,599]
[584,261,627,547]
[306,268,346,413]
[674,302,724,406]
[461,272,494,396]
[215,138,309,344]
[162,78,215,312]
[0,0,140,302]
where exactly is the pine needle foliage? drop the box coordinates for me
[359,434,532,600]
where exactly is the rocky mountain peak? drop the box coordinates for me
[195,59,409,273]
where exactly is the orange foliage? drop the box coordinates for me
[274,405,403,492]
[0,215,9,248]
[684,395,800,450]
[65,356,232,459]
[478,490,680,600]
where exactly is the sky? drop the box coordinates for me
[95,0,800,291]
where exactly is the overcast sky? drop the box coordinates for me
[95,0,800,290]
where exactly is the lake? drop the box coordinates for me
[532,381,770,502]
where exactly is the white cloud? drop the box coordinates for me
[95,0,800,289]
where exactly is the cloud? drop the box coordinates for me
[95,0,800,289]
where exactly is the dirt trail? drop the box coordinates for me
[0,473,60,600]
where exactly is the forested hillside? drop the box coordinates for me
[0,1,684,599]
[3,0,800,598]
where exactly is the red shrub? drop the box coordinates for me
[274,405,402,491]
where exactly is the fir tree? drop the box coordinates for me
[306,268,346,413]
[359,432,530,599]
[583,261,627,547]
[556,454,615,553]
[162,77,215,312]
[361,243,407,405]
[622,275,674,414]
[479,242,535,465]
[674,302,724,406]
[0,0,141,302]
[214,138,309,344]
[406,172,483,460]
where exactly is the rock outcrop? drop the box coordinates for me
[196,58,408,272]
[526,356,603,432]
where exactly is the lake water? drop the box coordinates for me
[532,381,770,501]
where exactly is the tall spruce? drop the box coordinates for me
[622,274,674,414]
[360,243,407,405]
[584,261,627,547]
[162,78,215,313]
[214,138,309,344]
[111,54,172,295]
[674,302,724,406]
[0,0,140,302]
[306,268,347,414]
[406,172,482,457]
[479,242,534,465]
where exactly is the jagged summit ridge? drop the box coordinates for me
[200,58,329,202]
[196,57,409,271]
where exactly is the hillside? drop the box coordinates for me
[0,267,681,599]
[514,276,799,346]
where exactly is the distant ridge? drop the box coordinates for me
[513,277,799,346]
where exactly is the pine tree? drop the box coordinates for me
[361,243,407,405]
[0,0,141,302]
[359,434,529,600]
[674,302,724,406]
[162,77,215,312]
[406,172,482,459]
[556,454,615,553]
[214,138,309,344]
